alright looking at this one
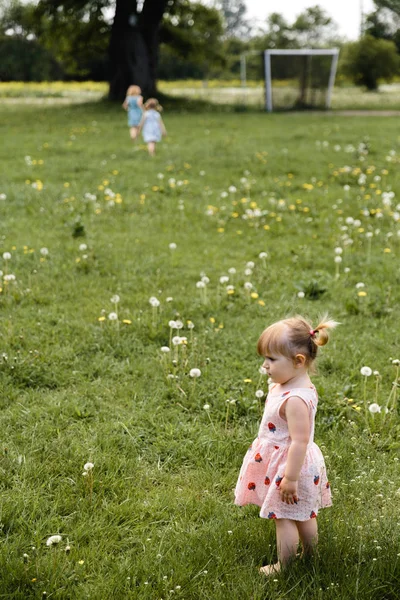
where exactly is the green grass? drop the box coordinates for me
[1,100,400,599]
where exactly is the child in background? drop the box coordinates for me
[138,98,167,156]
[235,315,338,576]
[122,85,143,142]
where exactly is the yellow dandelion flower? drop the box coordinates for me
[250,201,257,208]
[243,378,252,383]
[64,182,70,188]
[258,300,265,306]
[98,185,104,191]
[354,406,361,412]
[232,212,239,218]
[384,248,391,253]
[95,209,102,214]
[217,227,224,233]
[296,199,302,204]
[123,319,132,325]
[152,186,159,191]
[263,225,270,230]
[276,216,282,222]
[376,189,382,195]
[250,292,259,299]
[236,230,242,235]
[209,317,216,324]
[98,316,106,322]
[78,560,84,565]
[289,204,296,210]
[358,291,367,297]
[381,169,388,175]
[103,180,109,185]
[227,289,235,295]
[241,197,248,203]
[112,170,119,175]
[76,258,81,263]
[31,578,37,583]
[364,194,371,200]
[358,228,364,233]
[218,323,224,329]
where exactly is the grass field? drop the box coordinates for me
[1,97,400,599]
[3,80,400,111]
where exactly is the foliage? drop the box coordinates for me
[0,36,62,80]
[365,7,400,53]
[339,35,400,90]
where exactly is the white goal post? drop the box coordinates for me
[264,49,340,112]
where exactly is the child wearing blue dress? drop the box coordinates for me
[138,98,167,156]
[122,85,143,142]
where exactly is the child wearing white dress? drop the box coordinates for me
[122,85,143,142]
[235,315,338,576]
[138,98,167,156]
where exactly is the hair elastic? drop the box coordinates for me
[309,329,316,337]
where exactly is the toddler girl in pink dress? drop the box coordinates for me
[235,314,338,575]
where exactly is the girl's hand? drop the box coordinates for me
[279,476,299,505]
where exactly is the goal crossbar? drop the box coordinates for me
[264,48,339,112]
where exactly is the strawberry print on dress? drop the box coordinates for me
[234,387,332,521]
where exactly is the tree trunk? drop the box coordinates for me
[108,0,166,101]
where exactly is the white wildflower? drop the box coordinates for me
[46,535,62,547]
[360,366,372,377]
[189,368,201,378]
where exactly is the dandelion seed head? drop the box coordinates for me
[189,368,201,378]
[46,535,62,547]
[149,297,160,307]
[360,366,372,376]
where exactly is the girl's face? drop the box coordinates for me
[262,352,298,385]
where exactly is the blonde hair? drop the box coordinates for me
[144,98,162,112]
[257,314,339,366]
[126,85,141,96]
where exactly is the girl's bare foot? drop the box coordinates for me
[259,562,281,576]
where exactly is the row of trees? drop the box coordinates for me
[1,0,400,98]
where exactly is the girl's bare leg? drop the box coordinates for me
[130,127,139,141]
[260,519,299,576]
[147,142,156,156]
[296,518,318,556]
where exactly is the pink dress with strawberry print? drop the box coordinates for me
[234,386,332,521]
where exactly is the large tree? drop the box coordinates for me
[36,0,223,100]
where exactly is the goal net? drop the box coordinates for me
[264,49,339,111]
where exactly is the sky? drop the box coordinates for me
[244,0,375,40]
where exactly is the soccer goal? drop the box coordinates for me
[264,49,339,112]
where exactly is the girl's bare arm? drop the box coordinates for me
[279,397,310,503]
